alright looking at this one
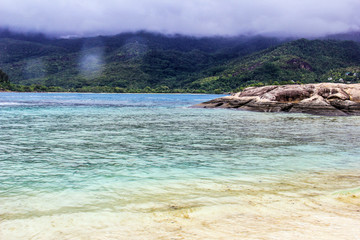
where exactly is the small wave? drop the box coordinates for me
[0,102,24,106]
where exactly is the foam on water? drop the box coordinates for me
[1,93,360,239]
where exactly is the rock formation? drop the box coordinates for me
[193,83,360,116]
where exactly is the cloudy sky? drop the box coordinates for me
[1,0,360,37]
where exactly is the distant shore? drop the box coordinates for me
[0,90,227,95]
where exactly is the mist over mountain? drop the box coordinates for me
[323,32,360,42]
[1,0,359,38]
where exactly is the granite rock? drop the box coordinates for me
[193,83,360,116]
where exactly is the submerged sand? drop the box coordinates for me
[1,170,360,240]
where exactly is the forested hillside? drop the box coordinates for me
[0,69,10,90]
[1,30,360,93]
[0,30,281,92]
[194,39,360,92]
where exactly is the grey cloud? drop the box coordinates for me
[1,0,360,37]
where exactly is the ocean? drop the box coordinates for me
[1,92,360,239]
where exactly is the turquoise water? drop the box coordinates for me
[1,93,360,239]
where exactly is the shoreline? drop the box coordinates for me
[0,90,227,95]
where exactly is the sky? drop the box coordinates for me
[1,0,360,37]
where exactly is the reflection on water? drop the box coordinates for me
[1,93,360,239]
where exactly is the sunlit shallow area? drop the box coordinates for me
[1,93,360,239]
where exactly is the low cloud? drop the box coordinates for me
[1,0,360,37]
[78,39,105,79]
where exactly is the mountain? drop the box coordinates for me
[194,38,360,92]
[1,30,360,93]
[0,68,9,82]
[0,30,282,92]
[323,32,360,42]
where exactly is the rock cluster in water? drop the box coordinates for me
[193,83,360,116]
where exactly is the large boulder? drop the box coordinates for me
[193,83,360,116]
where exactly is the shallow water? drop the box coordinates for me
[1,93,360,239]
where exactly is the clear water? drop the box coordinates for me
[1,93,360,239]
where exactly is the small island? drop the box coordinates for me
[193,83,360,116]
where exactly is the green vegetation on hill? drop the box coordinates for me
[0,69,9,82]
[0,69,10,90]
[0,31,282,92]
[195,39,360,92]
[1,31,360,93]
